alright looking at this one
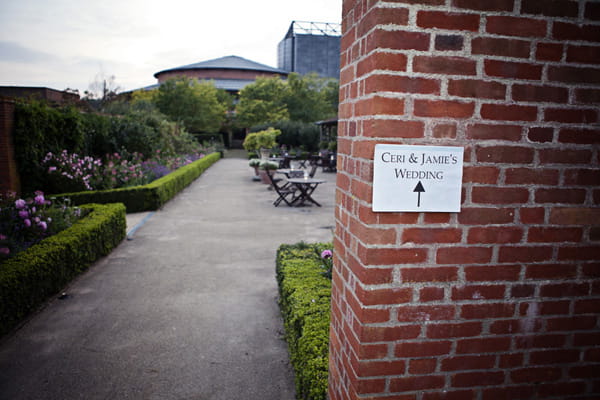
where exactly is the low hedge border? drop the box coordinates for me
[276,242,332,400]
[56,152,221,212]
[0,202,126,336]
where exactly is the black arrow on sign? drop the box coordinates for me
[413,181,425,207]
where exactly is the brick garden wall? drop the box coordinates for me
[0,100,19,195]
[330,1,600,399]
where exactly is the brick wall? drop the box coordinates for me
[331,1,599,399]
[0,100,19,195]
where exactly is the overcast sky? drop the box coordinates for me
[0,0,342,94]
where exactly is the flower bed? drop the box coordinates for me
[276,242,332,400]
[54,152,221,212]
[0,203,126,336]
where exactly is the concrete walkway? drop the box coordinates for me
[0,151,336,400]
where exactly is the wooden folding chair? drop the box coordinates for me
[267,171,298,206]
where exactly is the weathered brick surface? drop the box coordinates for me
[331,1,600,399]
[0,100,20,195]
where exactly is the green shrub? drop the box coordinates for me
[0,203,126,336]
[56,152,221,212]
[276,242,332,400]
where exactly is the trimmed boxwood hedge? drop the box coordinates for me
[276,242,332,400]
[0,203,126,336]
[55,152,221,212]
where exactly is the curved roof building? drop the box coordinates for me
[153,55,288,94]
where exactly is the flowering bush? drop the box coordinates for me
[102,152,146,189]
[0,191,84,261]
[42,150,103,192]
[318,249,333,279]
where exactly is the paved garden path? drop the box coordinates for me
[0,150,336,400]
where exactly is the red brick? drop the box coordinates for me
[512,84,569,103]
[467,227,523,244]
[522,0,579,18]
[469,326,516,345]
[358,343,389,360]
[423,213,451,224]
[355,378,387,395]
[536,42,564,61]
[461,303,515,319]
[363,119,425,138]
[402,228,462,244]
[505,168,559,185]
[417,11,480,31]
[574,332,600,346]
[464,265,521,281]
[485,60,543,80]
[452,285,506,300]
[511,284,535,298]
[490,319,543,335]
[368,29,430,52]
[389,375,445,392]
[546,316,597,332]
[426,322,482,338]
[472,187,529,204]
[358,7,410,37]
[475,146,534,164]
[414,56,477,76]
[586,2,600,20]
[514,334,567,348]
[550,207,600,225]
[432,123,457,138]
[401,267,458,282]
[510,367,562,383]
[559,128,600,144]
[538,382,589,398]
[526,300,571,316]
[458,207,515,225]
[467,124,522,142]
[355,96,405,117]
[553,21,600,43]
[528,227,583,243]
[452,371,505,387]
[452,0,514,11]
[574,88,600,104]
[463,166,499,184]
[548,65,600,84]
[423,390,476,400]
[499,353,525,368]
[414,99,475,118]
[395,340,452,357]
[397,305,456,322]
[357,52,408,77]
[356,360,406,377]
[420,287,445,302]
[436,247,492,264]
[435,35,464,51]
[535,188,586,204]
[520,207,545,224]
[527,127,554,143]
[541,282,589,297]
[575,298,600,314]
[358,244,428,265]
[567,44,600,64]
[441,355,495,371]
[539,148,592,164]
[544,108,598,123]
[498,246,553,262]
[355,285,412,306]
[359,325,421,342]
[365,74,440,95]
[449,80,506,100]
[564,168,600,185]
[480,103,537,121]
[481,386,536,400]
[472,37,531,58]
[526,264,577,280]
[409,358,437,375]
[486,16,547,37]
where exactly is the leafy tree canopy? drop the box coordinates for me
[154,77,228,133]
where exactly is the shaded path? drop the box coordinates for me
[0,152,336,400]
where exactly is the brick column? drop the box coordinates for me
[0,100,19,195]
[330,1,599,399]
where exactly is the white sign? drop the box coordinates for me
[372,144,464,212]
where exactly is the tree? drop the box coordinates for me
[235,77,289,128]
[84,72,121,106]
[154,77,227,133]
[283,73,337,123]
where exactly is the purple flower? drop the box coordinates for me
[321,249,333,259]
[18,210,29,219]
[34,194,45,205]
[0,247,9,255]
[23,219,31,227]
[38,221,47,231]
[15,199,26,209]
[0,234,7,240]
[48,166,57,172]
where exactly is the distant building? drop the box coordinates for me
[0,86,79,105]
[153,55,288,95]
[278,21,341,79]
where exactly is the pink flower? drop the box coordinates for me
[15,199,26,209]
[38,221,47,231]
[23,219,31,227]
[321,249,333,259]
[0,247,10,255]
[48,166,57,172]
[0,234,7,240]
